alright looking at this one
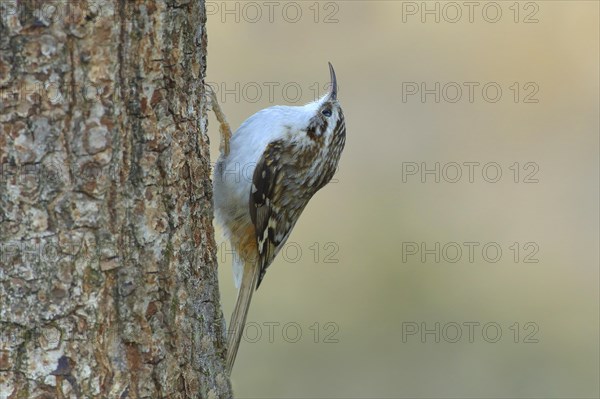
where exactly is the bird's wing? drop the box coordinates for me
[249,140,303,288]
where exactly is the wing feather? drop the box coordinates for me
[250,141,301,288]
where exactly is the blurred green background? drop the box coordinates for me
[206,1,599,397]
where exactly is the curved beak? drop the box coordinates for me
[328,62,337,100]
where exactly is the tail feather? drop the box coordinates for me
[226,261,260,374]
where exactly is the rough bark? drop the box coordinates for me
[0,0,232,397]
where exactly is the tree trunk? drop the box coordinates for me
[0,1,232,397]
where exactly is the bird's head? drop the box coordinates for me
[300,62,346,147]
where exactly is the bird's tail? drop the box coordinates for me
[226,260,260,374]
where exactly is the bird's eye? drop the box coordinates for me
[322,109,332,117]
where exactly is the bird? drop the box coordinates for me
[210,63,346,374]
